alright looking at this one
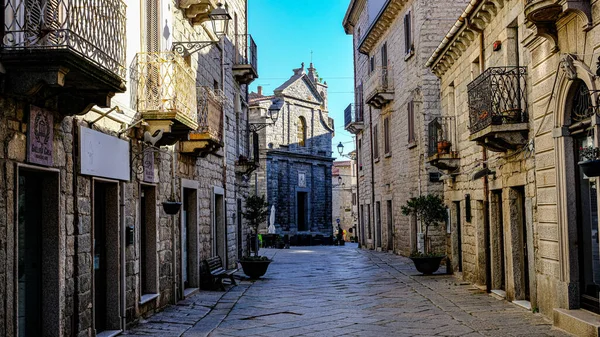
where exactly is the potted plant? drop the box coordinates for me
[579,145,600,177]
[437,140,451,154]
[240,194,272,279]
[401,194,448,275]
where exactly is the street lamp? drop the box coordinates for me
[250,98,283,132]
[337,142,344,156]
[209,2,231,40]
[172,2,232,56]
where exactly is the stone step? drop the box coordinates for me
[554,308,600,337]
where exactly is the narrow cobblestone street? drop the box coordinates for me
[123,245,571,337]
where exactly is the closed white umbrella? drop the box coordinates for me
[268,205,276,234]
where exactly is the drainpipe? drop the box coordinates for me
[171,145,177,303]
[120,182,126,330]
[220,37,229,267]
[369,105,375,249]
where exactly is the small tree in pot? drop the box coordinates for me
[240,194,272,278]
[401,194,448,274]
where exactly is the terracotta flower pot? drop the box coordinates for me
[437,141,451,154]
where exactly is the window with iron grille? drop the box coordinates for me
[374,125,380,158]
[404,11,413,55]
[384,116,390,155]
[370,55,375,74]
[408,101,415,143]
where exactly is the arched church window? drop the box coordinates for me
[298,116,306,147]
[571,80,593,122]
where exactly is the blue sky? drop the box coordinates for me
[248,0,356,160]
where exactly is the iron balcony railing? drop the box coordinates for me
[195,86,224,142]
[344,103,363,128]
[3,0,126,79]
[467,66,528,133]
[366,66,393,94]
[428,116,456,157]
[130,52,197,129]
[236,34,257,72]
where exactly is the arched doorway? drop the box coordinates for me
[567,79,600,313]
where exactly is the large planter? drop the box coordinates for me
[579,159,600,177]
[409,256,445,275]
[240,259,272,279]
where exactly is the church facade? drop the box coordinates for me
[249,63,335,243]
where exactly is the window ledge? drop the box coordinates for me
[384,152,391,158]
[374,157,380,163]
[140,293,160,305]
[407,142,417,149]
[404,49,414,61]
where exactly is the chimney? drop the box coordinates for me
[258,86,263,96]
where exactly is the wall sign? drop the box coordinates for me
[143,150,154,183]
[298,172,306,188]
[27,105,54,166]
[80,126,130,181]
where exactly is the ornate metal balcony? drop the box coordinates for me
[467,66,529,152]
[427,117,459,171]
[365,66,394,109]
[232,34,258,85]
[177,0,217,25]
[181,86,224,156]
[344,103,363,134]
[1,0,127,114]
[130,52,197,144]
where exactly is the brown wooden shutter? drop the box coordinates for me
[384,117,390,154]
[373,124,379,159]
[408,101,415,143]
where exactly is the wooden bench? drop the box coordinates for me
[202,256,237,290]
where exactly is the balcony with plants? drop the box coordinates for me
[2,0,127,114]
[427,117,459,171]
[130,52,198,145]
[467,66,529,152]
[365,66,394,109]
[181,86,224,156]
[344,103,363,134]
[233,34,258,85]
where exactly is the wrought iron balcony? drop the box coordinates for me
[130,52,198,144]
[181,86,224,156]
[1,0,127,114]
[344,104,364,134]
[365,66,394,109]
[232,34,258,85]
[427,117,459,171]
[467,66,529,152]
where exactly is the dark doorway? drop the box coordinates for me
[375,201,382,248]
[183,187,199,291]
[575,135,600,312]
[214,192,226,267]
[491,190,506,291]
[515,187,530,301]
[93,181,120,334]
[17,168,60,337]
[386,200,393,250]
[455,201,463,273]
[140,185,158,296]
[18,172,43,337]
[237,199,243,259]
[297,192,308,231]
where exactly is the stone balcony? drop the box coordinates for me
[1,0,127,115]
[525,0,592,49]
[365,66,394,109]
[467,66,529,152]
[130,52,198,145]
[177,0,218,25]
[180,87,224,156]
[232,34,258,85]
[344,103,364,134]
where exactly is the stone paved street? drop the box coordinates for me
[122,245,571,337]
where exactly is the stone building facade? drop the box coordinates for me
[426,0,600,334]
[249,64,335,242]
[332,160,358,238]
[0,0,257,335]
[342,0,469,254]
